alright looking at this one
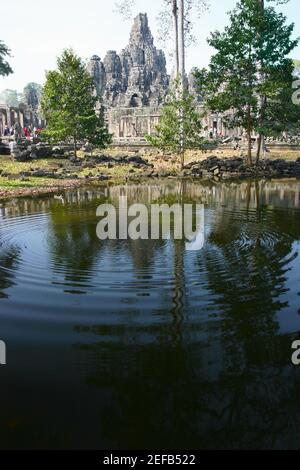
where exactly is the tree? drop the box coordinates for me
[85,105,112,152]
[172,0,180,77]
[178,0,185,89]
[0,41,13,77]
[22,82,43,110]
[256,0,291,160]
[195,0,299,166]
[0,89,20,107]
[145,80,203,169]
[115,1,209,162]
[41,49,111,157]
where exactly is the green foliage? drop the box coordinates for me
[0,40,13,77]
[41,49,111,153]
[195,0,300,164]
[85,105,112,149]
[146,80,203,158]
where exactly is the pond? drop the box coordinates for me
[0,179,300,449]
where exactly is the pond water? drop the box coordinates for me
[0,179,300,450]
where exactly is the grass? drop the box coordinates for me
[0,176,63,189]
[0,154,143,195]
[0,156,67,175]
[79,164,139,178]
[0,146,299,196]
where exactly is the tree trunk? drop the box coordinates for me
[178,0,185,168]
[180,149,185,171]
[172,0,179,79]
[256,133,262,163]
[247,105,253,166]
[178,0,185,92]
[256,0,265,163]
[247,128,253,167]
[256,132,266,163]
[73,137,77,158]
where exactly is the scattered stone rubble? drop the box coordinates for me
[182,156,300,179]
[11,143,65,161]
[265,135,300,145]
[0,138,10,155]
[3,139,300,181]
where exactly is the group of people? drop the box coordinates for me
[3,124,42,140]
[3,125,14,137]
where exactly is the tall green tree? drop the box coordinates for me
[0,41,13,77]
[41,49,111,157]
[256,0,290,160]
[146,80,203,169]
[196,0,299,166]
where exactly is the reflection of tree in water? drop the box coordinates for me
[71,181,300,449]
[47,201,103,289]
[190,181,300,448]
[169,181,187,345]
[0,244,20,299]
[70,182,194,448]
[47,198,167,296]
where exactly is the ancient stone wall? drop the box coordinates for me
[108,106,161,142]
[0,104,45,136]
[107,105,241,142]
[88,13,213,142]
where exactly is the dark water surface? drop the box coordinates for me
[0,180,300,450]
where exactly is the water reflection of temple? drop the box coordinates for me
[1,180,300,219]
[0,181,300,448]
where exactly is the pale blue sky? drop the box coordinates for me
[1,0,299,91]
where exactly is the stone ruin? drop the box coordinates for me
[87,13,210,142]
[88,13,170,109]
[87,13,300,145]
[0,104,43,137]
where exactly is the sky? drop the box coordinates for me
[1,0,300,92]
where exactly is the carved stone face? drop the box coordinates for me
[131,47,145,67]
[89,13,169,109]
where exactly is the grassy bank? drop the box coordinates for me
[0,147,299,200]
[0,153,141,199]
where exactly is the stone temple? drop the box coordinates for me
[88,13,171,141]
[88,13,169,108]
[0,13,226,143]
[88,13,221,143]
